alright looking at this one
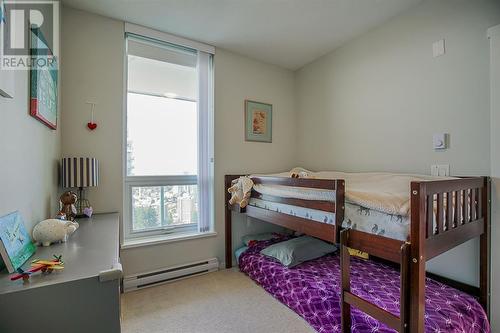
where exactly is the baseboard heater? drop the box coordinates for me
[123,258,219,292]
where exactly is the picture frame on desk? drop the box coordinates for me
[0,211,36,273]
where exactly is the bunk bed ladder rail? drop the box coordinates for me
[340,229,410,333]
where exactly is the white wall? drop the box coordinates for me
[0,71,61,230]
[0,47,61,237]
[213,49,296,267]
[294,0,500,287]
[60,7,296,275]
[60,7,124,216]
[488,23,500,332]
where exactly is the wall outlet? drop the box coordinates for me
[431,164,450,177]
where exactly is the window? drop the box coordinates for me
[124,26,214,241]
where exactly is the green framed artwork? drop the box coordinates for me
[0,211,36,273]
[245,100,272,143]
[30,26,58,129]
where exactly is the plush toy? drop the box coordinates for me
[228,177,254,208]
[290,167,314,179]
[59,191,78,221]
[32,219,79,247]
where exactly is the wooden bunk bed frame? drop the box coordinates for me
[225,174,345,268]
[224,174,490,333]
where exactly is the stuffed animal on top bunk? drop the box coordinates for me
[289,167,315,179]
[228,176,254,208]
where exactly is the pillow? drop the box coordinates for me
[260,236,337,268]
[242,233,276,246]
[235,246,249,264]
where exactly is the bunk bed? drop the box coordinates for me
[224,172,490,333]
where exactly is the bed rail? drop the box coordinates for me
[419,177,486,260]
[225,174,345,268]
[251,176,340,189]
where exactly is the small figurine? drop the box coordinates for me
[83,206,93,218]
[59,191,77,221]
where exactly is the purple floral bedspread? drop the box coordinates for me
[239,239,490,333]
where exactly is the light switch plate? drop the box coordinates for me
[433,39,445,58]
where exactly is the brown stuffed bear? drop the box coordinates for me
[60,191,78,221]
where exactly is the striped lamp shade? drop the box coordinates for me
[61,157,99,188]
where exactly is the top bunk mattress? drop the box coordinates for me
[252,168,454,217]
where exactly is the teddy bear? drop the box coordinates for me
[33,219,79,247]
[228,176,254,208]
[59,191,78,221]
[290,167,315,179]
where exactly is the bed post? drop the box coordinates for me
[340,229,351,333]
[409,182,426,333]
[335,180,345,242]
[225,175,235,269]
[399,242,411,333]
[480,177,491,316]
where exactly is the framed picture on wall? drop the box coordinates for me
[29,26,58,130]
[245,100,272,143]
[0,0,14,98]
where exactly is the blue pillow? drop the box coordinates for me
[260,236,337,268]
[235,246,249,264]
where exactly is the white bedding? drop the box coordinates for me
[343,202,409,241]
[253,184,335,202]
[249,197,336,224]
[248,198,409,241]
[252,168,454,217]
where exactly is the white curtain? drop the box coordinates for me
[197,51,214,232]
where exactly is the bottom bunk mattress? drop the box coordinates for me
[239,239,489,333]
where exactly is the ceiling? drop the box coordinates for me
[61,0,422,70]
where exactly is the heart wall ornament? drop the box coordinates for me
[85,101,98,131]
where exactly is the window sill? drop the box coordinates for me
[121,231,217,250]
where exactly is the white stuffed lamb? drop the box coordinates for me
[33,219,79,247]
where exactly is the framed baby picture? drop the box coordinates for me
[245,100,272,143]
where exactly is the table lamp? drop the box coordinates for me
[61,157,99,218]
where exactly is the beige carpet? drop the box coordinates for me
[121,268,315,333]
